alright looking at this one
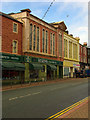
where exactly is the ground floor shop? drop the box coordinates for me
[24,56,63,82]
[1,52,25,85]
[63,60,80,78]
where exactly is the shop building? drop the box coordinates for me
[79,43,87,70]
[0,12,25,84]
[87,46,90,68]
[10,9,65,82]
[63,32,80,78]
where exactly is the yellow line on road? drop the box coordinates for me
[45,97,88,120]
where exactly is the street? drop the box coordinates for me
[2,78,88,118]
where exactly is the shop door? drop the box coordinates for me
[59,66,63,78]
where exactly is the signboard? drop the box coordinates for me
[0,53,22,62]
[73,64,80,67]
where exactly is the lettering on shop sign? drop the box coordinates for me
[38,58,57,64]
[0,54,20,61]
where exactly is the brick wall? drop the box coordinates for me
[1,15,22,55]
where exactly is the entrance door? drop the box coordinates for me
[59,66,63,78]
[70,67,73,77]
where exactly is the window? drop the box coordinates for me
[50,33,52,54]
[73,43,77,60]
[64,39,67,57]
[12,40,18,53]
[45,31,48,53]
[42,29,45,53]
[59,34,62,56]
[29,24,32,50]
[37,27,39,52]
[53,34,55,55]
[13,23,18,33]
[69,41,72,58]
[33,25,36,51]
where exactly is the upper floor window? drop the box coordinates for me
[37,27,39,52]
[53,34,55,55]
[33,25,36,51]
[45,31,48,53]
[59,34,62,57]
[69,41,72,58]
[12,40,18,53]
[42,29,45,53]
[29,24,32,50]
[13,22,18,33]
[50,33,52,54]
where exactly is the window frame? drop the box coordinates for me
[12,40,18,54]
[13,22,18,33]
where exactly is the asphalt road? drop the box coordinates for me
[2,78,88,118]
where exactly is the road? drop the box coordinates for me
[2,78,88,118]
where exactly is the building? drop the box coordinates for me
[87,45,90,68]
[79,43,87,70]
[9,9,65,82]
[0,12,25,84]
[63,32,80,78]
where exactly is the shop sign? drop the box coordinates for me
[0,53,21,62]
[25,56,31,63]
[73,64,80,67]
[38,58,63,65]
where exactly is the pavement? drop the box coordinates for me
[1,77,89,119]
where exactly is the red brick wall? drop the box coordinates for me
[1,15,22,55]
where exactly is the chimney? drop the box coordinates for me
[21,9,31,13]
[83,42,87,46]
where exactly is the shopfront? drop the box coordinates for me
[0,52,25,85]
[24,56,63,82]
[63,60,80,78]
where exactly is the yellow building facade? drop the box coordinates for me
[63,32,80,78]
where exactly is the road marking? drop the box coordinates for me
[9,97,18,101]
[9,91,41,101]
[50,86,67,91]
[45,97,88,120]
[32,92,41,95]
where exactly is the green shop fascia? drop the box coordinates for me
[0,52,25,81]
[24,56,63,81]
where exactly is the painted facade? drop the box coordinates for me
[63,32,80,78]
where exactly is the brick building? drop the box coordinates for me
[79,43,87,70]
[87,46,90,68]
[10,9,66,82]
[0,12,25,84]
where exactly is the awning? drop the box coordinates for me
[29,63,43,70]
[2,62,25,71]
[47,64,57,70]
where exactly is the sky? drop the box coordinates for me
[0,0,89,45]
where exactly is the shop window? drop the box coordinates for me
[41,65,45,72]
[13,22,18,33]
[12,40,18,53]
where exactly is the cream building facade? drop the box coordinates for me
[63,32,80,78]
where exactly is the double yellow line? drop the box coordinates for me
[45,97,88,120]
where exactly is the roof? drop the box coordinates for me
[50,21,67,31]
[0,12,23,24]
